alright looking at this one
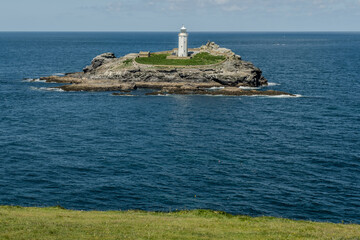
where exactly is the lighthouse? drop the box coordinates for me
[178,25,188,57]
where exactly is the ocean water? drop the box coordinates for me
[0,32,359,223]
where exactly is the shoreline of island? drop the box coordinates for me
[31,42,295,97]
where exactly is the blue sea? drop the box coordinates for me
[0,32,359,223]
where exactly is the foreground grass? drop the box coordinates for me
[1,206,359,240]
[135,52,226,66]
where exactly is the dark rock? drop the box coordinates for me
[83,52,116,73]
[112,93,134,96]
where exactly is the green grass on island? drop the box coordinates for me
[123,59,133,66]
[1,206,360,240]
[135,52,226,66]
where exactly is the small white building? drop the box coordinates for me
[178,25,188,57]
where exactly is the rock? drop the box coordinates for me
[147,87,294,97]
[135,82,221,89]
[36,42,295,96]
[78,43,267,87]
[112,93,134,96]
[40,75,84,84]
[203,41,220,50]
[180,84,199,90]
[83,52,116,73]
[57,82,137,92]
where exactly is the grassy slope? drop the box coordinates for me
[1,206,359,240]
[135,52,225,66]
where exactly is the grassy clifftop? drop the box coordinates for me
[1,206,359,240]
[135,52,226,66]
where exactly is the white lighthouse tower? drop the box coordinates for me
[178,25,188,57]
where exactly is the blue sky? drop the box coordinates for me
[1,0,360,31]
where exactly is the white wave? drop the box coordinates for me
[267,82,280,86]
[146,93,170,96]
[208,87,225,90]
[22,78,33,82]
[53,73,65,76]
[238,83,279,89]
[204,94,226,97]
[34,79,46,83]
[23,78,46,83]
[250,94,303,98]
[238,86,260,90]
[30,87,64,92]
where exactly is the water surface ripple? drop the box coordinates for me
[0,32,359,223]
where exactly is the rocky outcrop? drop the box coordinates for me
[37,42,293,96]
[81,43,266,88]
[83,52,116,73]
[200,41,237,57]
[56,81,137,92]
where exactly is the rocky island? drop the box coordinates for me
[39,41,293,97]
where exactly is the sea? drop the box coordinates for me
[0,32,359,224]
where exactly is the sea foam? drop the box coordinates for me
[238,86,260,90]
[30,87,64,92]
[267,82,280,86]
[238,82,280,90]
[208,87,225,90]
[53,73,65,76]
[23,78,46,83]
[250,94,303,98]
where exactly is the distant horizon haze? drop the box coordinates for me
[1,31,360,33]
[1,0,359,32]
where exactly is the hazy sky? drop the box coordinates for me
[1,0,360,31]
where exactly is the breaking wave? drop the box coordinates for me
[30,87,64,92]
[250,94,303,98]
[238,82,279,89]
[267,82,280,86]
[208,87,225,90]
[238,86,260,90]
[53,73,65,76]
[23,78,46,83]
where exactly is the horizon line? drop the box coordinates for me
[1,30,360,33]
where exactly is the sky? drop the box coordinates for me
[1,0,360,31]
